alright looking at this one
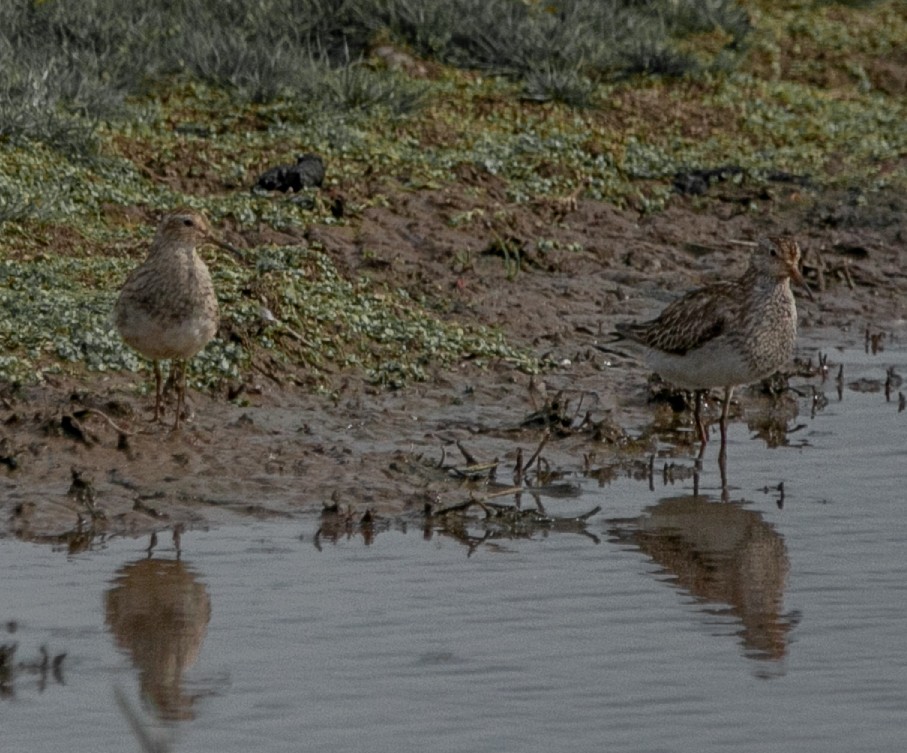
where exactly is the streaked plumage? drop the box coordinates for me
[617,235,810,448]
[115,210,221,430]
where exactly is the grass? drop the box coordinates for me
[0,0,904,388]
[0,0,750,154]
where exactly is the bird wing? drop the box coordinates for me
[619,282,736,355]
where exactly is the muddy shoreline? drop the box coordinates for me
[3,189,905,543]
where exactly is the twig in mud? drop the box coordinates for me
[482,485,525,501]
[449,462,498,480]
[522,429,550,472]
[811,248,827,292]
[68,467,105,520]
[76,407,136,437]
[432,495,495,518]
[431,499,476,515]
[133,498,166,519]
[456,440,478,466]
[277,321,319,350]
[313,503,374,551]
[574,505,602,522]
[761,482,785,510]
[519,390,574,431]
[172,525,183,557]
[513,447,523,486]
[570,392,586,426]
[865,326,885,355]
[257,305,320,350]
[885,367,901,402]
[841,261,855,291]
[527,375,544,410]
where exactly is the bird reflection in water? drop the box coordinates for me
[105,557,211,721]
[609,494,795,664]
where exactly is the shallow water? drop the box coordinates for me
[3,345,907,752]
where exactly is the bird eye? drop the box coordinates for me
[769,248,777,257]
[182,218,194,227]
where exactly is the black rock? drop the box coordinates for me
[253,153,325,193]
[673,165,743,196]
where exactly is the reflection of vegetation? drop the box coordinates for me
[314,435,604,554]
[425,496,601,555]
[0,1,904,388]
[313,501,602,555]
[0,625,66,699]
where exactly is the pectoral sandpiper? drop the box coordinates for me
[617,236,812,451]
[114,209,227,430]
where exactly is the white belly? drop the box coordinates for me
[119,312,217,361]
[644,338,765,391]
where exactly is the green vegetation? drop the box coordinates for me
[0,0,904,388]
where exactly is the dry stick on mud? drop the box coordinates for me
[78,407,137,437]
[841,261,856,291]
[522,429,551,473]
[812,248,827,292]
[456,440,478,466]
[433,497,494,517]
[449,461,498,480]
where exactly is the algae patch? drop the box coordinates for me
[0,241,538,389]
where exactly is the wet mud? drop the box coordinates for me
[2,186,905,543]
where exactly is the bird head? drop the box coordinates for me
[755,235,814,300]
[153,209,243,260]
[155,209,216,247]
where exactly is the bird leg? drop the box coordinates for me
[693,390,708,446]
[718,447,729,503]
[152,360,164,422]
[172,359,185,431]
[720,387,734,453]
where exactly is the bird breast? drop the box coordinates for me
[740,281,797,371]
[115,248,218,360]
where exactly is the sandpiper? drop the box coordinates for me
[114,209,226,430]
[617,236,812,450]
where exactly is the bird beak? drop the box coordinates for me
[207,234,246,263]
[789,262,815,301]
